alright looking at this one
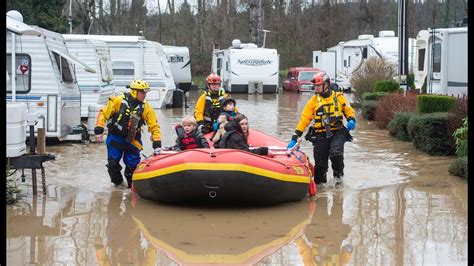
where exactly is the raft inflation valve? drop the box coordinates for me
[209,191,217,198]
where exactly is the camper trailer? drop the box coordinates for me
[212,39,279,93]
[63,35,176,109]
[63,37,115,118]
[6,14,95,141]
[162,45,192,92]
[313,31,416,91]
[413,27,467,97]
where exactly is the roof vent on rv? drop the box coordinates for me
[378,31,395,37]
[232,39,241,48]
[358,34,374,40]
[7,10,23,22]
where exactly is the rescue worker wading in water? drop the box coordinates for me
[194,73,237,134]
[94,79,161,188]
[287,72,355,185]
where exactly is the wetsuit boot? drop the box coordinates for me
[314,172,327,184]
[124,166,136,189]
[106,159,123,186]
[333,170,344,185]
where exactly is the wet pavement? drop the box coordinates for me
[7,90,467,265]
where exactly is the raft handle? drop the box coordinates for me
[204,184,220,189]
[209,191,217,198]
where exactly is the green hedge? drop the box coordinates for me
[407,112,456,155]
[361,100,378,120]
[448,156,468,179]
[362,92,389,101]
[374,80,402,93]
[388,112,416,141]
[407,73,415,90]
[416,95,456,114]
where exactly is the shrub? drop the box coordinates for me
[446,97,468,141]
[388,112,416,141]
[361,100,378,120]
[362,92,389,101]
[452,117,468,157]
[350,57,396,104]
[407,112,456,155]
[407,73,415,90]
[374,80,402,93]
[373,92,417,129]
[416,94,456,114]
[448,156,468,179]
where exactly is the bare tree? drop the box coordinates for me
[249,0,263,45]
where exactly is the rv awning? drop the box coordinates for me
[7,16,42,36]
[50,48,96,73]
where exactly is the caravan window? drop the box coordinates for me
[217,58,222,76]
[315,56,319,63]
[417,48,425,71]
[6,53,32,93]
[432,43,441,73]
[99,58,114,82]
[362,48,368,59]
[53,52,74,83]
[113,61,135,76]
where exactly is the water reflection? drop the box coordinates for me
[6,90,467,265]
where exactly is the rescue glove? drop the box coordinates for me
[347,119,356,131]
[287,140,297,149]
[152,140,162,149]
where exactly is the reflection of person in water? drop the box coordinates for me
[102,191,144,265]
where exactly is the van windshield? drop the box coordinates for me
[299,71,317,81]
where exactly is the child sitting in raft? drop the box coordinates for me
[173,115,210,151]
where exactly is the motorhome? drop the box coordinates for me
[313,31,416,91]
[63,37,115,118]
[7,13,95,141]
[212,39,279,93]
[63,34,176,108]
[413,27,467,96]
[162,45,192,92]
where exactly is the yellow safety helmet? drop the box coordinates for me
[128,79,150,98]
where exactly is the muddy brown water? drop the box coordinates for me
[7,90,467,265]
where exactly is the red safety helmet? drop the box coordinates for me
[206,73,222,84]
[311,72,330,85]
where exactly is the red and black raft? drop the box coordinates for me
[133,129,315,205]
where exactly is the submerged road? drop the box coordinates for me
[7,90,467,265]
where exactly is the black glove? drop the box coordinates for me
[258,147,269,155]
[292,130,303,141]
[152,140,162,149]
[94,126,104,135]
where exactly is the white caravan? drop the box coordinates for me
[212,39,279,93]
[313,31,416,90]
[63,37,115,118]
[162,45,192,92]
[7,14,95,140]
[63,35,175,108]
[413,27,467,97]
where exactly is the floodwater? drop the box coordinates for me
[7,90,467,265]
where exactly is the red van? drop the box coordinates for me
[282,67,322,93]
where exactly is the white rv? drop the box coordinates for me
[6,14,95,140]
[212,39,279,93]
[313,31,416,90]
[162,45,192,92]
[63,35,176,109]
[413,27,467,97]
[63,37,115,118]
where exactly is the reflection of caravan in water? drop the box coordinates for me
[212,39,279,93]
[63,37,115,118]
[313,31,415,90]
[63,35,175,108]
[413,27,467,97]
[162,45,192,92]
[7,14,94,140]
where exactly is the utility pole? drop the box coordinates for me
[398,0,408,95]
[68,0,72,33]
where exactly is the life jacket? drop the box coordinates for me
[180,133,200,150]
[311,91,344,133]
[204,88,226,123]
[107,93,144,140]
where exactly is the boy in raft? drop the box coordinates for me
[173,115,210,151]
